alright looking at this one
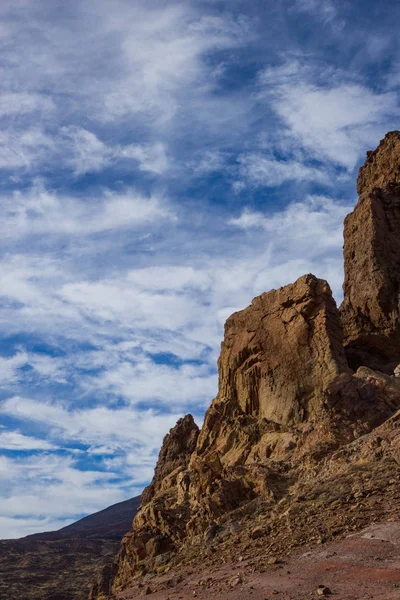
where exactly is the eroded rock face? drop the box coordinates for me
[341,131,400,371]
[111,416,199,590]
[217,274,348,426]
[141,415,199,505]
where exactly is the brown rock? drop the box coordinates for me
[110,416,199,593]
[316,585,331,596]
[251,527,266,540]
[217,274,348,427]
[341,131,400,371]
[141,415,199,504]
[230,575,243,587]
[142,585,152,595]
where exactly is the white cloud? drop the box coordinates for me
[0,430,56,451]
[59,128,169,176]
[188,150,227,175]
[60,126,111,175]
[1,397,183,453]
[229,195,348,246]
[0,516,74,540]
[0,452,133,522]
[293,0,340,26]
[237,154,330,187]
[0,93,54,117]
[81,360,217,408]
[0,352,28,385]
[0,129,54,170]
[0,183,174,239]
[120,142,168,174]
[259,61,400,169]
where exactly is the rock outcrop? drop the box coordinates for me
[217,274,348,427]
[91,132,400,600]
[108,417,199,592]
[141,415,199,505]
[340,131,400,371]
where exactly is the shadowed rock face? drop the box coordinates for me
[341,131,400,371]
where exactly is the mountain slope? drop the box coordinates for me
[25,496,141,542]
[0,496,140,600]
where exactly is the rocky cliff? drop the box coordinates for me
[341,131,400,371]
[91,132,400,600]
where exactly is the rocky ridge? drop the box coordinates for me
[91,132,400,600]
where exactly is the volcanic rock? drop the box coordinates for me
[141,415,199,505]
[111,416,199,591]
[217,274,348,426]
[341,131,400,371]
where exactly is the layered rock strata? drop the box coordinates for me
[91,132,400,599]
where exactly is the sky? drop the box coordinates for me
[0,0,400,539]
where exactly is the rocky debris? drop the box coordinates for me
[104,521,400,599]
[316,585,331,596]
[90,133,400,600]
[341,131,400,371]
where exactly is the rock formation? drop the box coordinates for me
[90,132,400,600]
[340,131,400,371]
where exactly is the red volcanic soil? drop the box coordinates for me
[117,522,400,600]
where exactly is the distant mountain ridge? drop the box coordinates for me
[0,495,141,600]
[24,496,141,542]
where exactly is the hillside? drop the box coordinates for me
[0,496,140,600]
[26,496,142,542]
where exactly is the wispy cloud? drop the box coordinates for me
[259,60,400,169]
[1,182,174,239]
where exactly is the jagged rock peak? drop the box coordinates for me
[357,131,400,196]
[141,414,199,505]
[341,131,400,371]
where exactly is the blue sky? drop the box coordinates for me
[0,0,399,539]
